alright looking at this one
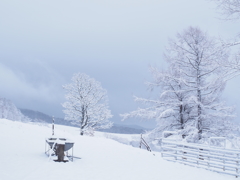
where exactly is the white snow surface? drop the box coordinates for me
[0,119,234,180]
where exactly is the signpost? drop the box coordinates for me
[52,116,54,136]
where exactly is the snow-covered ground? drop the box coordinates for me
[0,119,234,180]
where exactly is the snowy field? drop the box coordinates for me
[0,119,235,180]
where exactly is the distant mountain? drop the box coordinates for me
[0,98,147,134]
[98,124,147,134]
[19,108,74,126]
[0,98,29,122]
[119,124,150,130]
[19,108,148,134]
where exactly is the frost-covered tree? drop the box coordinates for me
[166,27,235,141]
[62,73,113,135]
[148,66,194,134]
[0,98,30,122]
[122,27,236,142]
[121,65,194,139]
[213,0,240,75]
[214,0,240,19]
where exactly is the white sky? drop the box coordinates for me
[0,0,239,128]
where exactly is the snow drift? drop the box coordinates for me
[0,119,234,180]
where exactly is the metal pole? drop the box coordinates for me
[52,116,55,136]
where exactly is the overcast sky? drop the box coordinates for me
[0,0,239,128]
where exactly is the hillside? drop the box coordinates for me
[0,118,233,180]
[0,98,29,121]
[19,108,71,126]
[20,108,147,134]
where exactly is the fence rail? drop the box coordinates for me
[161,139,240,177]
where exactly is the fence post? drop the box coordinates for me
[197,148,199,166]
[139,134,142,149]
[223,152,225,171]
[175,144,177,160]
[207,149,210,169]
[236,154,239,177]
[182,145,185,165]
[161,140,163,158]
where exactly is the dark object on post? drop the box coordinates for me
[45,137,75,162]
[55,144,65,162]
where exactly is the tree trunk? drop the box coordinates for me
[180,104,184,129]
[196,62,202,140]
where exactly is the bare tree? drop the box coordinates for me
[211,0,240,47]
[62,73,113,135]
[214,0,240,19]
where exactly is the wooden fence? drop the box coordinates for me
[161,139,240,177]
[139,134,151,152]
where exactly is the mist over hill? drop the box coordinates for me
[19,108,148,134]
[0,97,148,134]
[0,98,29,122]
[19,108,72,126]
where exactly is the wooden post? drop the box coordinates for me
[207,149,210,169]
[52,116,54,136]
[236,157,239,180]
[56,144,65,162]
[223,152,225,171]
[139,134,142,149]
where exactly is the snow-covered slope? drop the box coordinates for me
[0,98,29,121]
[0,119,233,180]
